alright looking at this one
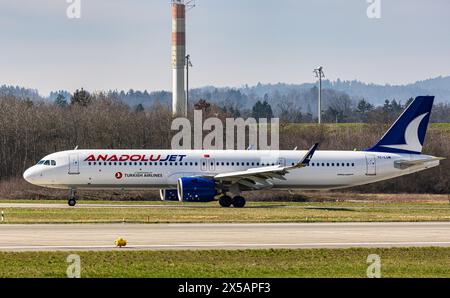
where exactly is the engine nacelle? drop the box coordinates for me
[160,189,179,201]
[177,177,217,202]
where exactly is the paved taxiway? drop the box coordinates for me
[1,203,448,210]
[0,222,449,251]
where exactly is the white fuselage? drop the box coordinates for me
[23,149,440,191]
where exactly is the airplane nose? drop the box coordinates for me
[23,167,38,184]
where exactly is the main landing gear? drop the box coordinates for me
[219,195,246,208]
[68,189,77,207]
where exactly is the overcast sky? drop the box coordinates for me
[1,0,449,95]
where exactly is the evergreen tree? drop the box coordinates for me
[55,93,68,108]
[135,103,145,113]
[70,88,92,107]
[356,98,374,122]
[252,99,274,120]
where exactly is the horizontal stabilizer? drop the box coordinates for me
[394,157,445,170]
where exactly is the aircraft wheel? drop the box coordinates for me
[219,196,232,208]
[232,196,246,208]
[68,198,77,207]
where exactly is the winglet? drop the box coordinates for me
[294,143,319,168]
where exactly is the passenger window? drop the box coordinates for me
[352,163,355,167]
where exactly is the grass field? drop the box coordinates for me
[0,247,449,278]
[1,200,450,224]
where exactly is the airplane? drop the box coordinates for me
[23,96,444,207]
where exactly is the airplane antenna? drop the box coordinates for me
[74,146,79,150]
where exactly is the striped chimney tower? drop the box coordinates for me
[172,0,186,116]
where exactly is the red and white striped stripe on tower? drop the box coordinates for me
[172,0,186,116]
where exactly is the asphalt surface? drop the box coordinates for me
[0,222,449,251]
[1,203,448,210]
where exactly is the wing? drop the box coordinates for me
[213,143,319,190]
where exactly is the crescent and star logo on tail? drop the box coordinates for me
[380,112,428,153]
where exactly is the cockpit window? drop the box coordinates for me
[37,160,56,166]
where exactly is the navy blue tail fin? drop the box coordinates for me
[366,96,434,154]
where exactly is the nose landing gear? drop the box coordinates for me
[68,189,77,207]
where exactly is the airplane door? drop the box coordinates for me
[69,154,80,175]
[278,157,286,167]
[209,158,216,171]
[200,158,208,171]
[365,155,376,176]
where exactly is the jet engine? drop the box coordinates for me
[159,189,179,201]
[177,177,217,202]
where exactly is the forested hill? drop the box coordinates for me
[238,76,450,106]
[1,75,450,109]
